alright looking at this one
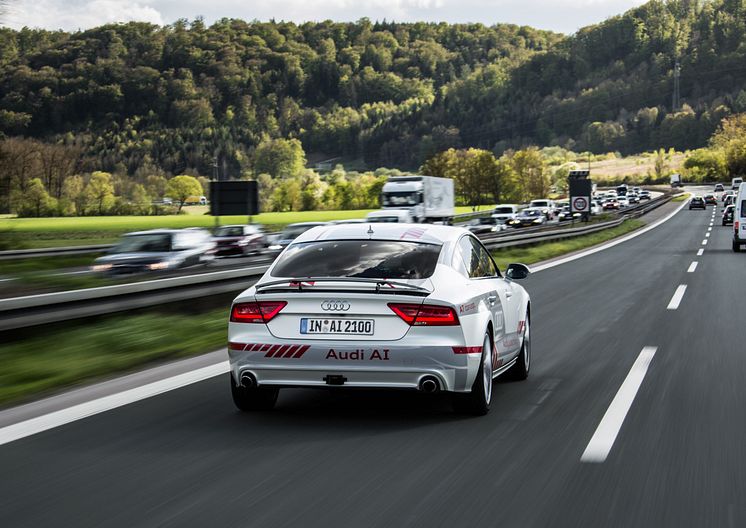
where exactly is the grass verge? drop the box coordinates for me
[491,219,645,269]
[0,205,492,250]
[671,192,691,202]
[0,308,228,405]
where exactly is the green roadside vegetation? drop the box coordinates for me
[0,205,490,250]
[1,217,646,406]
[491,218,645,269]
[0,308,228,405]
[671,193,692,202]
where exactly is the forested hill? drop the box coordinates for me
[0,19,560,175]
[446,0,746,157]
[1,0,746,176]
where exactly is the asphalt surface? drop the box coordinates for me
[2,189,742,527]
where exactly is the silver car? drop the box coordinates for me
[227,223,532,415]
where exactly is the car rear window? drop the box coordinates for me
[112,234,172,253]
[215,227,244,237]
[270,240,442,279]
[494,207,514,214]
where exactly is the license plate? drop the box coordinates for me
[300,318,374,335]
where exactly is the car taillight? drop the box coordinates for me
[736,221,740,231]
[388,303,459,326]
[231,301,287,323]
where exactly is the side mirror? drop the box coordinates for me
[506,263,530,280]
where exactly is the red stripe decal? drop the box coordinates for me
[249,343,262,352]
[260,344,272,352]
[228,342,247,351]
[452,346,483,355]
[293,345,310,358]
[265,345,281,357]
[275,345,291,358]
[517,320,526,334]
[282,345,299,358]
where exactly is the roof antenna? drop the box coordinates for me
[367,224,374,237]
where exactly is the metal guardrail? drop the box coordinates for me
[0,193,674,331]
[0,244,113,260]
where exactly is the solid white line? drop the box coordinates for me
[687,261,698,273]
[533,199,690,273]
[581,346,658,463]
[0,362,229,447]
[667,285,687,310]
[702,239,708,245]
[697,248,704,256]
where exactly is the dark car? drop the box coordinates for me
[211,224,267,257]
[724,194,736,209]
[689,196,706,210]
[557,206,581,221]
[507,208,546,228]
[723,204,735,226]
[267,222,328,251]
[91,229,214,275]
[704,194,717,205]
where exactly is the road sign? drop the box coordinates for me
[210,181,259,216]
[571,196,590,213]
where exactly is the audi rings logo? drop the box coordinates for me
[321,300,350,311]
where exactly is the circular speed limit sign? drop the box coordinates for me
[572,196,589,212]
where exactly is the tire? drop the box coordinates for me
[734,240,741,253]
[230,374,279,411]
[452,333,492,416]
[507,315,531,381]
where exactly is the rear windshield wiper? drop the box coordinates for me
[255,277,431,294]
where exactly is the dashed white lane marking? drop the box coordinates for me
[702,239,708,245]
[697,248,705,256]
[0,362,230,447]
[708,227,712,232]
[688,261,698,273]
[706,233,711,238]
[667,285,687,310]
[581,346,658,463]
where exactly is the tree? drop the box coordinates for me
[61,175,85,215]
[145,174,168,200]
[84,171,115,215]
[511,148,547,202]
[252,138,307,179]
[710,114,746,176]
[165,175,203,213]
[653,148,670,181]
[19,178,56,217]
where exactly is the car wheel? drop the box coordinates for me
[734,240,741,253]
[507,315,531,381]
[452,333,492,416]
[230,374,279,411]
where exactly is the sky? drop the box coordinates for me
[3,0,650,34]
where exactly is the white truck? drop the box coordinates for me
[380,176,455,223]
[670,173,682,188]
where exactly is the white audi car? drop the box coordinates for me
[227,223,531,415]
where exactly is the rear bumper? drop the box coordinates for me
[228,341,482,393]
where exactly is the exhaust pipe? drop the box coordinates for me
[419,377,439,394]
[240,373,256,389]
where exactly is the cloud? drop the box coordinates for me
[5,0,164,31]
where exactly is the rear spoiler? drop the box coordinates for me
[255,277,432,295]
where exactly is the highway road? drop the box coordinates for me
[1,191,742,527]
